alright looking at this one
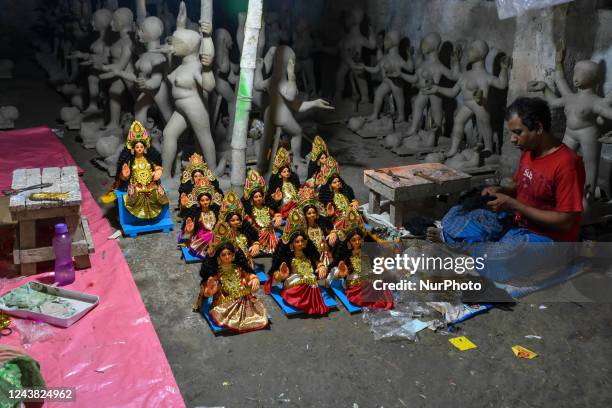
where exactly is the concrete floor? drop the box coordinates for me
[2,58,612,408]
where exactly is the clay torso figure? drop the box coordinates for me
[70,8,112,113]
[117,121,169,220]
[293,18,317,96]
[195,222,268,333]
[359,31,414,123]
[255,46,333,175]
[424,40,510,157]
[160,1,217,182]
[212,28,237,132]
[334,7,376,103]
[400,33,459,146]
[266,209,330,315]
[528,45,612,197]
[97,8,135,133]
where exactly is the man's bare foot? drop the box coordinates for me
[426,226,443,243]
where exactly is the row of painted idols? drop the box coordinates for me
[113,121,393,333]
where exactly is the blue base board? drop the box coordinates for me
[269,284,337,316]
[181,246,203,263]
[329,279,362,313]
[115,189,173,238]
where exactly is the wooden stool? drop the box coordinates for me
[364,163,472,227]
[9,166,94,275]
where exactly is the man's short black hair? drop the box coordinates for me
[505,97,551,132]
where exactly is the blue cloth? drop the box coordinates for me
[441,205,554,283]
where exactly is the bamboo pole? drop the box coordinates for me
[230,0,264,191]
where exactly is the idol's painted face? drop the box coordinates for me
[134,142,145,155]
[293,235,306,251]
[253,191,264,206]
[193,171,204,185]
[331,177,342,191]
[350,234,362,251]
[229,214,241,230]
[305,207,317,225]
[199,194,211,210]
[318,154,327,167]
[219,248,233,265]
[281,167,291,180]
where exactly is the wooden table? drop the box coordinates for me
[363,163,472,227]
[9,166,93,275]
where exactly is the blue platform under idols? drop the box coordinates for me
[269,284,337,316]
[329,279,362,313]
[181,246,203,263]
[115,189,173,238]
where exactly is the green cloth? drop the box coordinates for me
[0,356,46,408]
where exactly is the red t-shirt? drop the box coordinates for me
[512,144,585,241]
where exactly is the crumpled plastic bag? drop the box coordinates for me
[12,319,55,349]
[362,301,436,341]
[496,0,574,19]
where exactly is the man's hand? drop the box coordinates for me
[422,85,439,95]
[481,186,502,196]
[486,192,516,212]
[309,99,334,110]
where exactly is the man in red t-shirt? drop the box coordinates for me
[427,97,585,243]
[483,97,585,241]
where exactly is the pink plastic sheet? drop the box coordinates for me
[0,127,185,407]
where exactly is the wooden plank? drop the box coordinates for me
[18,218,36,275]
[24,168,42,210]
[81,217,95,253]
[368,190,381,214]
[10,206,80,222]
[61,166,82,206]
[15,241,91,263]
[9,168,26,212]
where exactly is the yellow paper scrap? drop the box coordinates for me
[512,345,538,359]
[449,336,477,351]
[100,191,117,204]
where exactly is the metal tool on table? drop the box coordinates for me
[412,170,442,185]
[374,169,410,183]
[2,183,53,197]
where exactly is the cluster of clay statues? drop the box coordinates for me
[31,1,611,200]
[113,119,393,333]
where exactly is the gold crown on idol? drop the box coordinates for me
[310,135,328,162]
[271,147,291,175]
[218,191,245,222]
[243,169,267,200]
[297,186,321,212]
[282,207,307,244]
[186,183,222,208]
[337,208,366,241]
[316,155,340,185]
[207,222,236,257]
[126,121,151,153]
[181,153,216,184]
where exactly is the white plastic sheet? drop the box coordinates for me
[496,0,574,19]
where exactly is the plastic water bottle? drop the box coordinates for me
[53,223,75,286]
